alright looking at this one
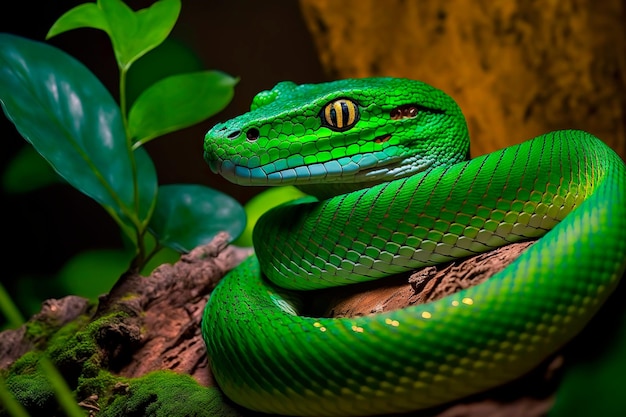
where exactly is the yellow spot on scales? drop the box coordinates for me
[313,321,327,332]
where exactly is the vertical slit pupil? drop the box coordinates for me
[341,101,350,126]
[330,107,337,126]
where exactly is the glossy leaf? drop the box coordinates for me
[46,3,108,35]
[149,184,246,252]
[0,33,157,231]
[126,38,204,106]
[129,71,237,146]
[47,0,181,71]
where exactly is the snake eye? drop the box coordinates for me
[320,98,360,131]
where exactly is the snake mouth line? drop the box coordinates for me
[212,154,420,186]
[213,155,436,187]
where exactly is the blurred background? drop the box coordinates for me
[1,1,625,415]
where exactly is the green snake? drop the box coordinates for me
[201,77,626,416]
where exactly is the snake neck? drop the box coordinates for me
[295,147,473,199]
[294,179,394,200]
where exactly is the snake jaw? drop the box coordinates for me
[205,157,220,175]
[207,151,432,188]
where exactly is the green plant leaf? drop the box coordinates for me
[126,38,204,106]
[56,249,134,300]
[46,3,109,35]
[149,184,246,253]
[2,145,62,193]
[0,33,157,232]
[129,71,237,146]
[47,0,181,71]
[233,186,308,247]
[142,246,180,275]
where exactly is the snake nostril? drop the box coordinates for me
[227,130,241,139]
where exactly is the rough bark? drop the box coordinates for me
[0,234,251,416]
[298,0,626,160]
[92,233,253,386]
[313,241,535,318]
[2,235,565,417]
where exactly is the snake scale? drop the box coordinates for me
[201,78,626,416]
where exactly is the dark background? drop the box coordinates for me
[1,0,325,313]
[2,2,626,415]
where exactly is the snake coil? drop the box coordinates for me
[202,78,626,416]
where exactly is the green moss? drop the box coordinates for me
[48,312,129,378]
[23,300,96,340]
[4,371,56,413]
[3,311,128,416]
[3,353,56,415]
[23,320,50,342]
[76,369,119,401]
[4,311,241,416]
[6,351,39,377]
[100,371,242,417]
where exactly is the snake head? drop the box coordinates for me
[204,77,469,195]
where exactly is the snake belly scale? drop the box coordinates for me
[201,78,626,416]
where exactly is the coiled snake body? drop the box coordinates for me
[202,78,626,416]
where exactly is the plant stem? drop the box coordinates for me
[119,67,129,138]
[0,282,24,328]
[119,65,146,267]
[40,357,86,417]
[0,376,29,417]
[0,284,29,417]
[142,242,164,271]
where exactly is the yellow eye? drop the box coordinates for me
[320,98,360,131]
